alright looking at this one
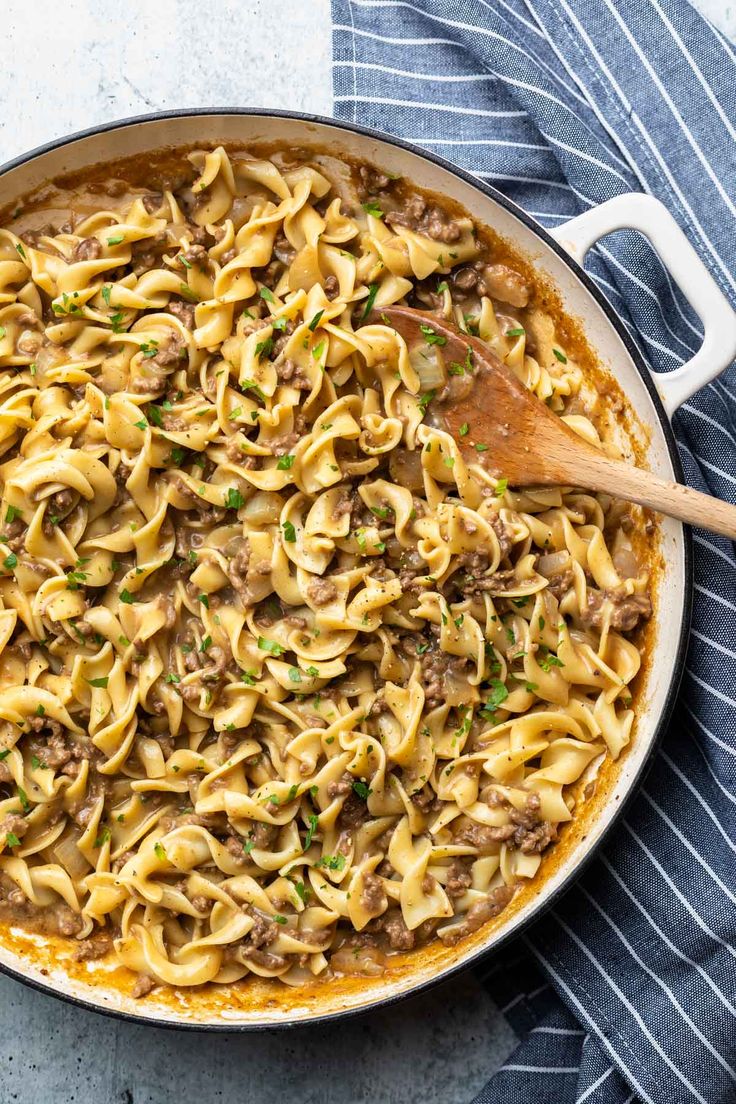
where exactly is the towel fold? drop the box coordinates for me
[332,4,736,1101]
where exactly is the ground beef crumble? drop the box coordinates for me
[582,588,652,633]
[386,195,463,243]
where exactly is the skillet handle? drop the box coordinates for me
[550,193,736,418]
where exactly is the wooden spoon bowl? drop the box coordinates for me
[376,305,736,540]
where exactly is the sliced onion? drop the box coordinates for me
[330,943,386,977]
[53,833,90,880]
[537,551,570,575]
[410,344,446,391]
[389,448,424,490]
[613,547,640,580]
[242,491,282,525]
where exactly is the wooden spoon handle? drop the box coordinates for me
[572,451,736,538]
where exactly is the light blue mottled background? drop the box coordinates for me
[0,2,731,1101]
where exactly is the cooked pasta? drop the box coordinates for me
[0,147,653,994]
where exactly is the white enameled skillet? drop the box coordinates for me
[1,110,734,1030]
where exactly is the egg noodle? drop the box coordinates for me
[0,147,652,993]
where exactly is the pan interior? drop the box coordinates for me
[0,112,687,1027]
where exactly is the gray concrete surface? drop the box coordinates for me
[0,1,731,1101]
[0,970,516,1104]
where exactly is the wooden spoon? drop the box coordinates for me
[376,305,736,539]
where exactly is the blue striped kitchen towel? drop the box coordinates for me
[332,3,736,1103]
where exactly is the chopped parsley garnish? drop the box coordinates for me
[240,670,257,685]
[459,422,470,436]
[308,309,324,331]
[255,336,273,360]
[506,327,525,337]
[304,814,319,850]
[107,233,124,246]
[15,242,26,259]
[495,477,509,494]
[417,390,435,414]
[154,842,167,861]
[369,505,391,520]
[179,283,199,303]
[474,443,489,453]
[352,780,372,800]
[197,593,209,609]
[539,647,565,672]
[273,914,288,925]
[361,283,379,320]
[87,677,109,689]
[288,667,301,682]
[305,666,319,677]
[3,553,17,570]
[436,280,449,293]
[258,636,284,655]
[5,506,22,524]
[224,487,245,511]
[481,679,509,717]
[52,292,82,317]
[354,528,367,552]
[169,447,186,466]
[277,454,295,470]
[119,589,137,604]
[362,201,384,218]
[282,520,297,543]
[5,832,20,848]
[419,323,447,347]
[199,635,212,653]
[240,378,265,401]
[165,673,181,684]
[553,348,568,363]
[147,404,163,428]
[259,286,275,303]
[293,880,310,904]
[17,786,29,812]
[317,854,346,872]
[448,345,473,376]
